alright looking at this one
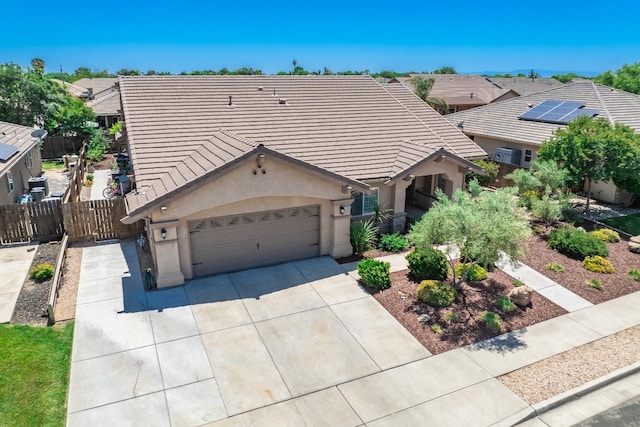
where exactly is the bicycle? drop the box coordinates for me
[102,177,122,199]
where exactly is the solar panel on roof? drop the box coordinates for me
[561,108,599,123]
[519,100,597,125]
[0,143,19,161]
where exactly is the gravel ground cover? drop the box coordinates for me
[11,242,61,326]
[500,324,640,404]
[53,246,82,322]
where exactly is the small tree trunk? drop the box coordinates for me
[585,179,591,213]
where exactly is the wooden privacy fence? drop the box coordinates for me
[0,198,144,244]
[41,136,85,159]
[0,200,64,243]
[64,145,88,203]
[63,198,144,241]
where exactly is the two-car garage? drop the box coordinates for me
[189,205,320,277]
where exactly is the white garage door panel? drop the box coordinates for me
[189,205,320,277]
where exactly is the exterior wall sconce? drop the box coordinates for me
[403,174,414,182]
[434,155,446,162]
[257,154,265,168]
[339,205,345,215]
[341,185,353,194]
[160,206,168,215]
[160,228,167,240]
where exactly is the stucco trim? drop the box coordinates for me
[386,148,484,186]
[122,144,369,224]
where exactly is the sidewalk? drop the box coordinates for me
[90,170,110,200]
[363,252,640,425]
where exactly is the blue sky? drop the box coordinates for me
[2,1,638,75]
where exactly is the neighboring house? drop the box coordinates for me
[74,78,121,129]
[51,79,90,98]
[73,78,118,99]
[487,77,564,96]
[0,121,46,205]
[398,74,518,114]
[446,81,640,203]
[86,90,120,129]
[117,75,486,286]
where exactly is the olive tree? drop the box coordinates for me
[408,181,531,290]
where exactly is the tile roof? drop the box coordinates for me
[119,75,486,215]
[51,79,89,98]
[0,121,45,176]
[398,74,513,106]
[87,91,121,116]
[446,81,640,146]
[487,77,564,96]
[73,78,118,95]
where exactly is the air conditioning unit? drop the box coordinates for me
[494,147,522,166]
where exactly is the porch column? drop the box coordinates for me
[391,180,411,232]
[329,198,353,257]
[150,220,185,288]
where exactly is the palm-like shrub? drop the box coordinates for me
[350,219,378,254]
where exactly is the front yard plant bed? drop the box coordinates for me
[369,268,567,355]
[523,223,640,304]
[11,241,62,326]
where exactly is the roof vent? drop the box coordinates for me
[273,88,277,96]
[278,99,287,105]
[470,92,474,99]
[257,86,263,91]
[228,95,234,107]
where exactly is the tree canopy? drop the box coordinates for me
[408,182,531,289]
[538,116,640,209]
[408,75,448,113]
[432,66,456,74]
[595,62,640,94]
[0,61,66,127]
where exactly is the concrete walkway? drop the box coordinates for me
[68,243,640,426]
[0,243,38,323]
[90,169,110,200]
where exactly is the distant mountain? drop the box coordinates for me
[465,69,599,78]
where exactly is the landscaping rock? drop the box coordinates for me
[414,305,428,314]
[631,235,640,244]
[509,285,534,307]
[418,313,431,324]
[629,241,640,254]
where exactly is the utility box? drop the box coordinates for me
[28,176,49,196]
[494,147,522,166]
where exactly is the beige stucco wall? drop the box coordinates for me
[0,146,42,205]
[148,153,354,283]
[473,135,538,169]
[584,180,619,204]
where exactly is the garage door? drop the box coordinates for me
[189,205,320,277]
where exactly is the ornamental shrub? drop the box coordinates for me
[406,247,448,281]
[481,311,502,332]
[548,225,608,259]
[30,262,54,282]
[454,263,488,282]
[589,229,621,243]
[350,219,378,254]
[583,255,615,273]
[496,295,515,312]
[378,233,409,252]
[357,258,391,290]
[417,280,457,308]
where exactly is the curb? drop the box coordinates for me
[511,360,640,425]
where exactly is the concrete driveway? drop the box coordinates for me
[67,242,529,426]
[0,243,38,323]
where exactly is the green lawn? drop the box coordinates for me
[0,322,74,427]
[42,160,65,171]
[601,214,640,236]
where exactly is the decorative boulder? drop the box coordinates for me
[631,235,640,244]
[509,285,534,307]
[629,241,640,254]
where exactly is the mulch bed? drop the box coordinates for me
[521,222,640,304]
[370,268,568,355]
[11,241,62,326]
